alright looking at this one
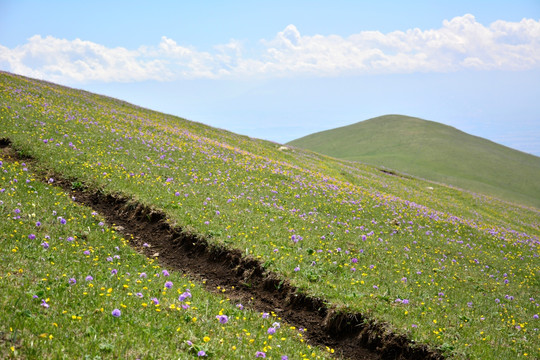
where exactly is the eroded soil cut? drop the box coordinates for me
[1,138,444,360]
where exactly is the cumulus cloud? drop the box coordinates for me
[0,35,173,83]
[1,14,539,82]
[254,14,540,76]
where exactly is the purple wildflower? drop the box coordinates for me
[216,315,229,324]
[111,309,121,317]
[178,291,191,302]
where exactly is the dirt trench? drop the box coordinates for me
[1,138,444,360]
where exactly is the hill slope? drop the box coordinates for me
[288,114,540,208]
[1,72,539,359]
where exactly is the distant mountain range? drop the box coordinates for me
[288,114,540,208]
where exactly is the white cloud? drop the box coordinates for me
[0,35,172,83]
[254,14,540,76]
[1,14,539,82]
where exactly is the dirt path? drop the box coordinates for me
[1,138,443,360]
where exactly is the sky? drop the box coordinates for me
[1,0,540,155]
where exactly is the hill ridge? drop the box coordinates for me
[288,114,540,208]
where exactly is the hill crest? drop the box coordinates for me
[288,114,540,208]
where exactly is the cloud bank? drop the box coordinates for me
[1,14,539,83]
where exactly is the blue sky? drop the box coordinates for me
[1,0,540,155]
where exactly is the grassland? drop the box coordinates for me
[287,114,540,209]
[1,72,539,359]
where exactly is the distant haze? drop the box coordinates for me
[1,1,539,155]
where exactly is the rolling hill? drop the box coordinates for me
[1,72,539,359]
[288,115,540,208]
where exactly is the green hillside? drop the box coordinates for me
[1,72,539,359]
[288,115,540,209]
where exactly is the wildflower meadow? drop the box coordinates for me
[1,71,539,359]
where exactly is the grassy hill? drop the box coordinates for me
[1,72,539,359]
[288,115,540,209]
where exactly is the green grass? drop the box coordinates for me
[1,72,539,359]
[0,140,331,360]
[287,114,540,209]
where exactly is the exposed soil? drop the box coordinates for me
[378,169,409,179]
[1,138,444,360]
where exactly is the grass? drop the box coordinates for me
[287,114,540,209]
[0,142,331,359]
[1,71,539,359]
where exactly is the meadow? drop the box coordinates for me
[1,71,539,359]
[0,145,337,359]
